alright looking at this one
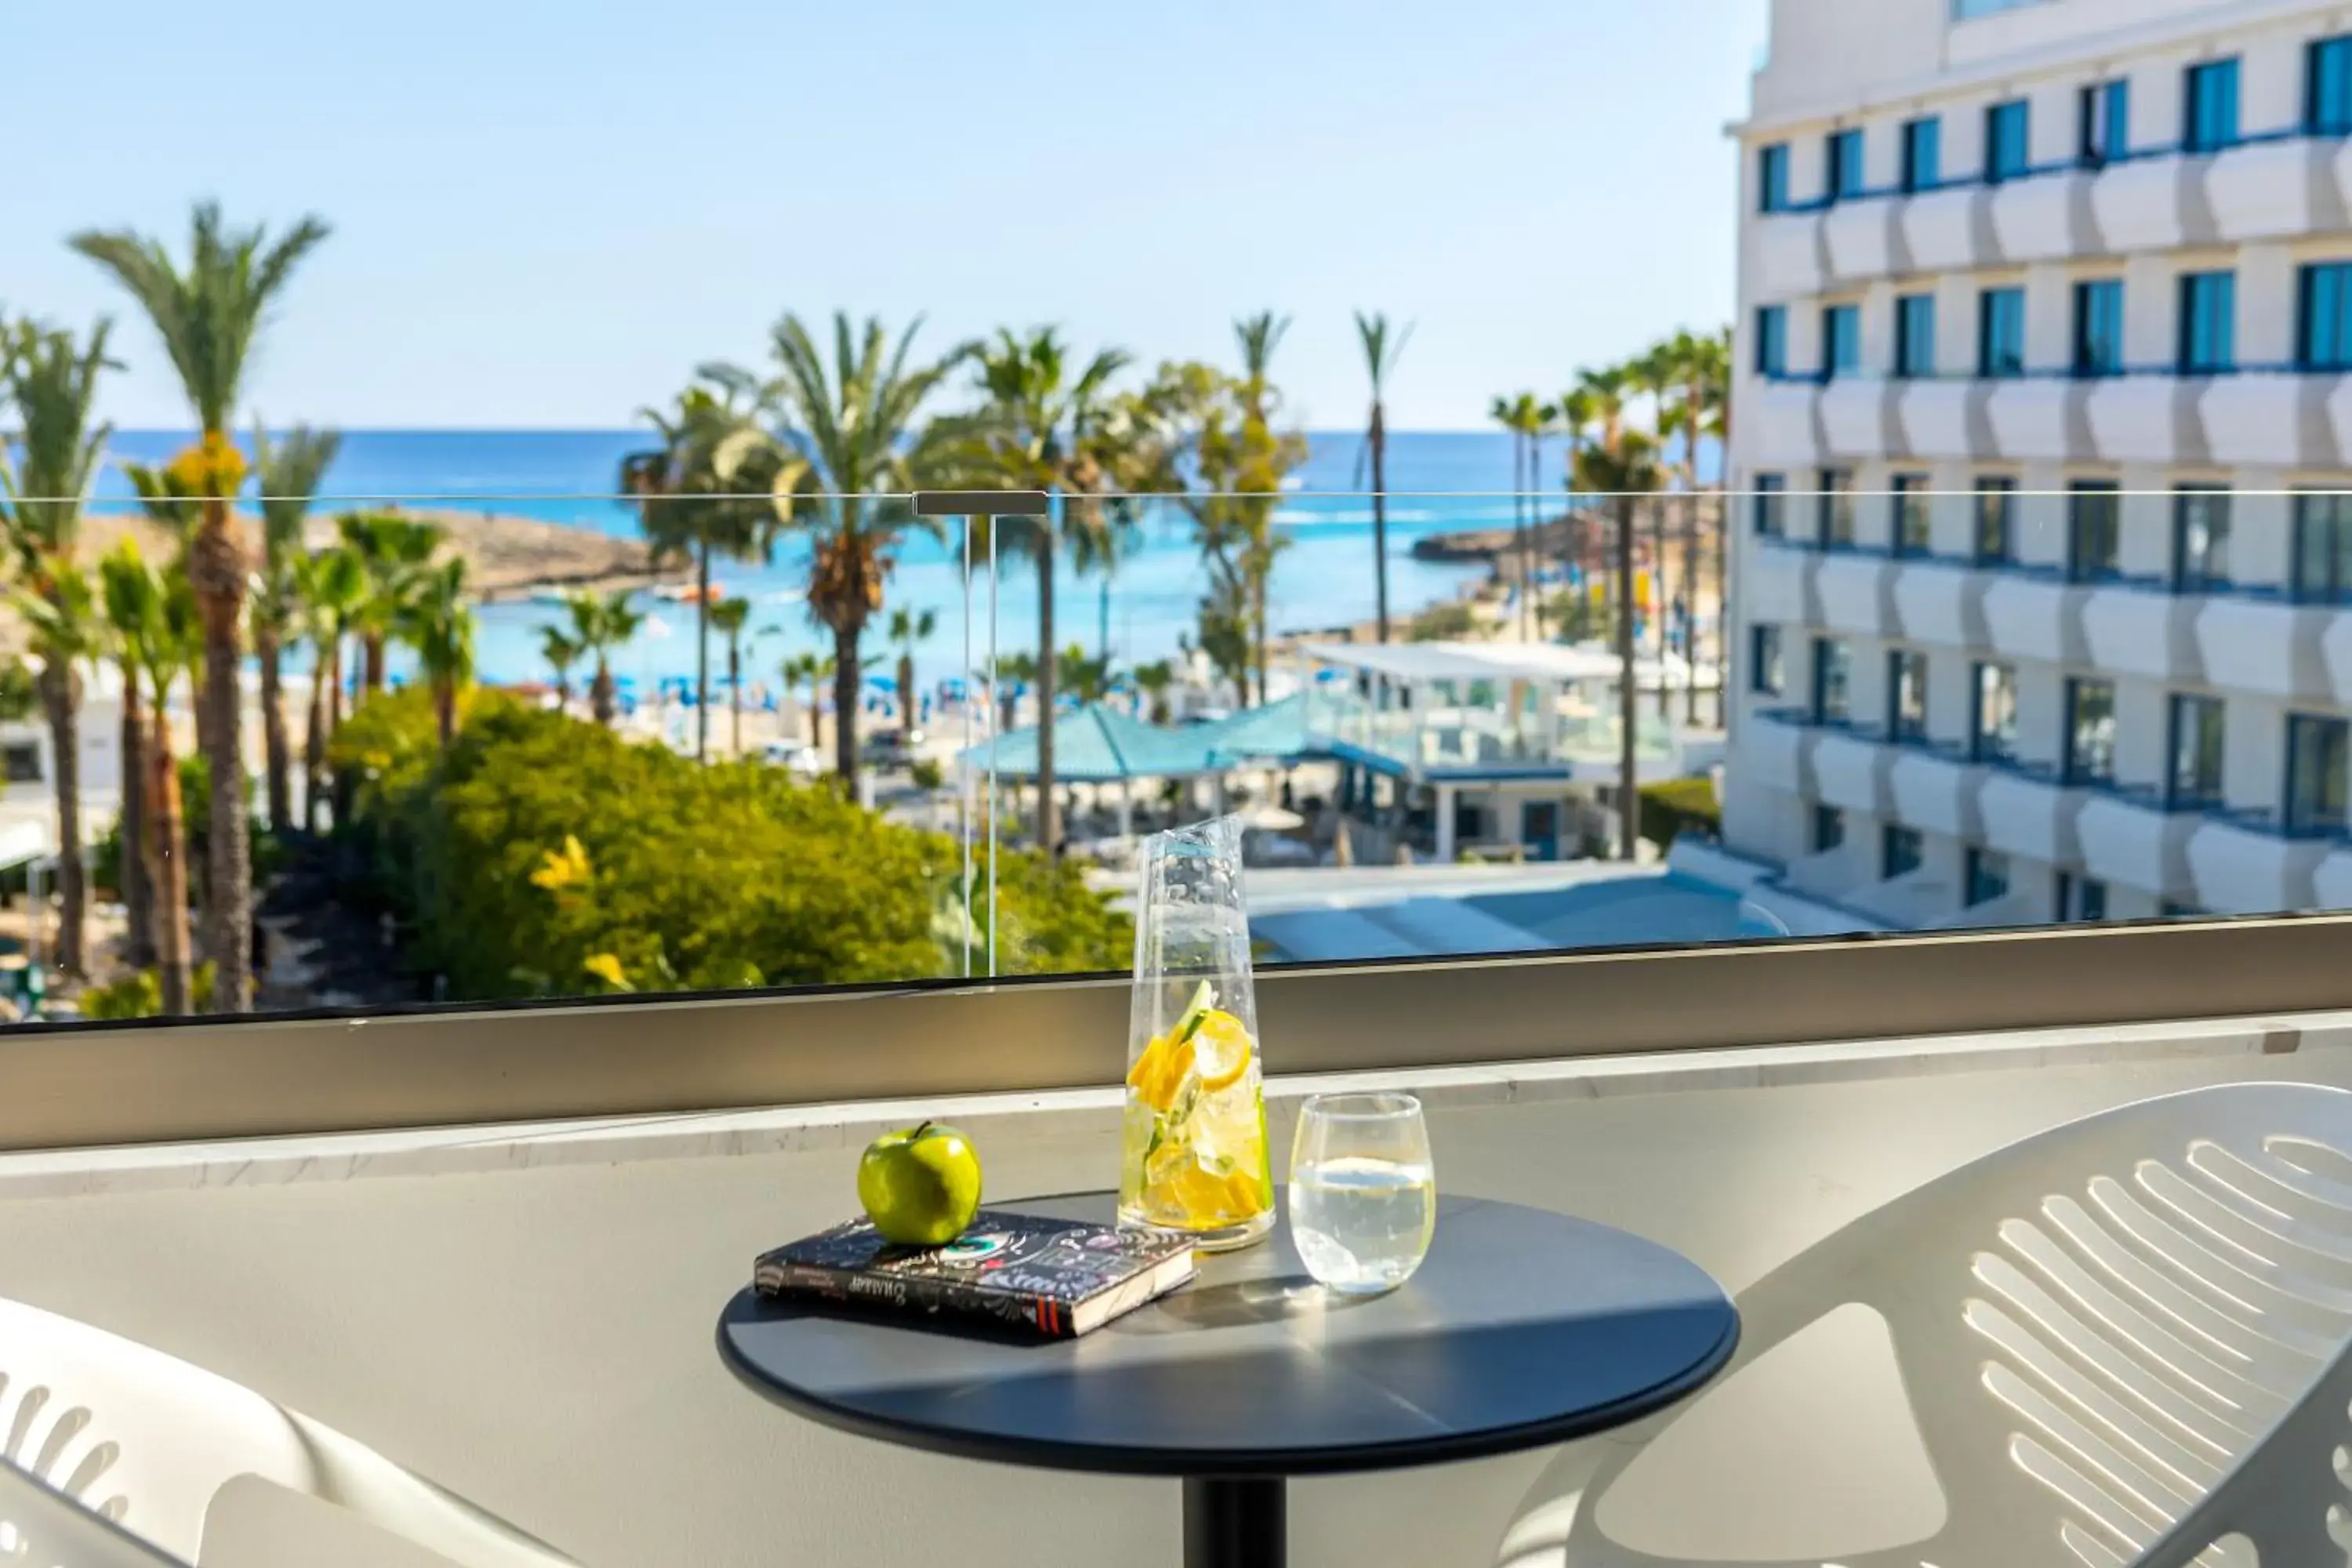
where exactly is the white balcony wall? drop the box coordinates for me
[1740,713,1813,797]
[2321,381,2352,470]
[2085,379,2209,465]
[1989,171,2101,263]
[2332,140,2352,227]
[1758,212,1828,297]
[1823,200,1907,283]
[2082,588,2203,685]
[1813,553,1895,639]
[2318,848,2352,911]
[2076,796,2194,902]
[1902,187,1996,274]
[1893,559,1980,648]
[1986,381,2090,463]
[1744,539,1812,626]
[2091,157,2218,253]
[1811,731,1887,815]
[1978,771,2081,865]
[1751,382,1823,466]
[1982,576,2082,667]
[2208,141,2348,241]
[2187,819,2328,914]
[1888,750,1980,840]
[1818,378,1902,459]
[2323,614,2352,707]
[2205,374,2341,470]
[2196,601,2333,704]
[1896,382,1986,458]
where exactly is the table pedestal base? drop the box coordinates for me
[1184,1476,1284,1568]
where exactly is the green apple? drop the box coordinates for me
[858,1120,982,1246]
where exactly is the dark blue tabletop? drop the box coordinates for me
[718,1191,1737,1479]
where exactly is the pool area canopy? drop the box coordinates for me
[957,696,1315,782]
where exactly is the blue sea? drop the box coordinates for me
[91,429,1721,696]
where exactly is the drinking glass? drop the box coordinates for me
[1117,815,1276,1251]
[1288,1093,1437,1294]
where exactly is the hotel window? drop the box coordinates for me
[1888,648,1929,742]
[1882,823,1925,879]
[1818,467,1856,546]
[1826,129,1865,202]
[1812,804,1847,854]
[2294,492,2352,602]
[2311,36,2352,135]
[2169,693,2225,809]
[1973,661,2018,763]
[1964,848,2010,907]
[2066,677,2118,786]
[2172,486,2230,591]
[1759,142,1791,212]
[2288,714,2351,833]
[1975,477,2015,564]
[2184,58,2241,154]
[1892,473,1931,555]
[1750,623,1784,694]
[1985,100,2031,183]
[1753,473,1788,537]
[2298,263,2352,370]
[1822,303,1861,381]
[2067,481,2122,582]
[2057,872,2109,922]
[2079,79,2129,166]
[1901,117,1941,192]
[2178,270,2236,374]
[1813,636,1853,724]
[1755,305,1788,378]
[2072,279,2124,377]
[1895,293,1936,379]
[1978,287,2026,378]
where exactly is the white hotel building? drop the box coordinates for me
[1719,0,2352,931]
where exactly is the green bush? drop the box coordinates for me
[329,690,1130,1000]
[1408,601,1479,642]
[1638,775,1722,853]
[80,962,216,1020]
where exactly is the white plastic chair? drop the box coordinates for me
[0,1294,581,1566]
[1498,1082,2352,1568]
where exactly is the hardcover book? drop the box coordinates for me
[754,1210,1196,1340]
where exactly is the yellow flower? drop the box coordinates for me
[581,953,631,991]
[530,834,593,891]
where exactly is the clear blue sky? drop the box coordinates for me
[5,1,1769,432]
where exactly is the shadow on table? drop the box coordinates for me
[1111,1274,1376,1335]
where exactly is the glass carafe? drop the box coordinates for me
[1117,815,1275,1250]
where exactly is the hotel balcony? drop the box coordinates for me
[2077,788,2198,903]
[2203,372,2340,469]
[1984,380,2088,463]
[2325,613,2352,706]
[2081,583,2202,685]
[2209,140,2346,243]
[2196,597,2332,705]
[1891,556,1983,648]
[2187,814,2331,915]
[2090,155,2218,252]
[1755,210,1827,297]
[1744,708,1816,796]
[1817,376,1900,459]
[1988,169,2100,263]
[1896,380,1987,458]
[1811,727,1890,816]
[1981,573,2082,666]
[1900,186,1996,274]
[2318,845,2352,910]
[1886,742,1981,840]
[1744,539,1813,629]
[1976,762,2081,865]
[2085,378,2209,466]
[1821,198,1907,283]
[1813,549,1896,639]
[1750,379,1821,465]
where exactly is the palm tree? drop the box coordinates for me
[1490,392,1550,640]
[250,423,341,837]
[708,596,751,755]
[1627,343,1683,715]
[1133,659,1175,724]
[538,625,583,710]
[0,319,115,978]
[620,385,783,761]
[1577,434,1664,862]
[565,590,643,726]
[779,649,828,752]
[401,558,474,748]
[1661,328,1733,721]
[292,546,365,830]
[724,311,959,782]
[886,605,935,743]
[935,327,1132,855]
[336,512,443,694]
[71,201,332,1014]
[1352,313,1413,644]
[99,543,202,1011]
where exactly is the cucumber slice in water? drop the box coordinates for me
[1172,980,1216,1044]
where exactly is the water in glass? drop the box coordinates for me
[1289,1093,1436,1294]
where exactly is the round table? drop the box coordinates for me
[718,1191,1737,1568]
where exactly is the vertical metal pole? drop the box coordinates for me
[1183,1478,1285,1568]
[988,510,1000,980]
[960,514,974,981]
